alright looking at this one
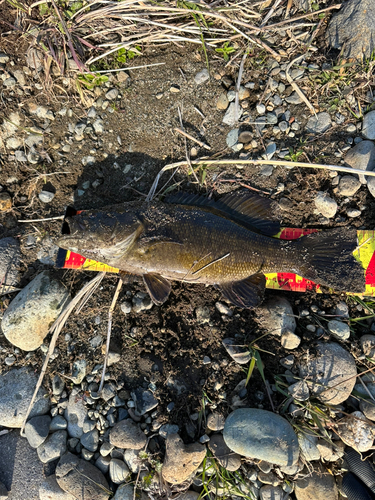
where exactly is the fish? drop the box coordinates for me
[57,191,366,308]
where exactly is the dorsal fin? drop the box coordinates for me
[165,191,280,236]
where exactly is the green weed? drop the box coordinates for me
[215,42,236,62]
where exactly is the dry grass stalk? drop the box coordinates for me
[20,272,106,435]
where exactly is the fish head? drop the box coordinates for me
[57,208,142,263]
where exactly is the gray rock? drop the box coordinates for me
[360,400,375,421]
[363,110,375,140]
[194,69,209,85]
[1,271,70,351]
[3,78,16,87]
[337,410,374,452]
[256,103,266,114]
[109,459,131,484]
[327,0,375,60]
[207,412,225,431]
[298,342,357,404]
[80,429,99,452]
[0,237,20,292]
[131,389,158,415]
[208,434,241,471]
[328,320,350,340]
[360,334,375,357]
[226,129,239,149]
[95,455,111,474]
[50,416,67,431]
[223,408,299,466]
[257,297,296,336]
[52,375,65,396]
[0,53,9,63]
[113,484,146,500]
[25,134,43,148]
[105,88,119,100]
[56,452,110,500]
[345,140,375,183]
[222,338,251,364]
[0,367,50,428]
[102,382,116,401]
[314,191,337,218]
[337,175,361,196]
[71,359,86,384]
[264,142,277,160]
[109,419,146,449]
[38,190,55,203]
[222,103,243,127]
[260,485,284,500]
[281,331,301,350]
[6,137,21,149]
[159,424,179,439]
[24,415,51,448]
[14,150,27,162]
[37,430,67,463]
[298,433,320,461]
[288,381,309,401]
[305,113,331,134]
[64,392,88,438]
[295,464,338,500]
[162,434,206,485]
[39,475,75,500]
[347,208,361,218]
[93,119,104,134]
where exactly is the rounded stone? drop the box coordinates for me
[223,408,299,466]
[39,475,76,500]
[298,342,357,404]
[294,464,338,500]
[194,68,209,85]
[56,452,110,500]
[39,190,55,203]
[0,367,50,427]
[0,192,12,211]
[24,415,51,448]
[337,175,361,196]
[305,112,331,134]
[362,110,375,140]
[37,430,67,463]
[207,412,225,431]
[314,191,337,218]
[109,459,131,484]
[327,320,350,341]
[281,331,301,350]
[337,410,374,452]
[345,140,375,184]
[360,334,375,357]
[109,419,146,449]
[257,297,296,336]
[162,434,206,484]
[1,271,71,351]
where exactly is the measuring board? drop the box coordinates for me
[56,229,375,297]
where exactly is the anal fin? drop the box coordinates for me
[143,273,172,305]
[220,274,266,309]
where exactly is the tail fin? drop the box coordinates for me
[292,228,365,293]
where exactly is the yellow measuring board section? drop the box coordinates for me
[57,230,375,297]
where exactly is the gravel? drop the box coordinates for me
[344,140,375,183]
[305,112,332,134]
[314,192,337,218]
[24,415,51,448]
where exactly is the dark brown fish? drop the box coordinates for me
[57,192,365,308]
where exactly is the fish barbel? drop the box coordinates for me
[57,191,366,308]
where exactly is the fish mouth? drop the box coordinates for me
[57,217,91,251]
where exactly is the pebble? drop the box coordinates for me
[327,320,350,340]
[80,429,99,452]
[39,475,75,500]
[50,415,68,431]
[38,190,55,203]
[298,342,357,404]
[264,142,277,160]
[222,338,251,364]
[52,375,65,396]
[110,419,146,449]
[215,301,233,316]
[347,208,361,218]
[335,301,349,318]
[15,150,27,161]
[344,140,375,184]
[0,52,9,63]
[0,192,12,211]
[1,271,70,351]
[6,137,22,149]
[347,124,357,133]
[56,452,110,500]
[3,77,16,87]
[25,415,51,448]
[305,112,332,134]
[226,128,239,148]
[0,237,20,290]
[64,392,88,438]
[223,408,299,466]
[222,102,243,127]
[360,334,375,357]
[216,93,229,110]
[368,176,375,198]
[360,401,375,421]
[131,389,158,415]
[194,69,209,85]
[285,92,302,104]
[288,381,309,401]
[337,175,361,196]
[37,430,67,463]
[281,331,301,350]
[95,455,111,474]
[256,103,266,114]
[159,424,179,438]
[260,485,284,500]
[113,484,147,500]
[0,367,50,427]
[362,110,375,140]
[294,464,338,500]
[298,433,320,461]
[161,433,206,484]
[105,88,119,100]
[208,434,241,471]
[207,412,225,431]
[109,459,131,484]
[337,410,374,452]
[257,297,296,336]
[314,191,337,218]
[93,119,104,134]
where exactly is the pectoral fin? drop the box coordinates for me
[220,274,266,309]
[143,273,172,305]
